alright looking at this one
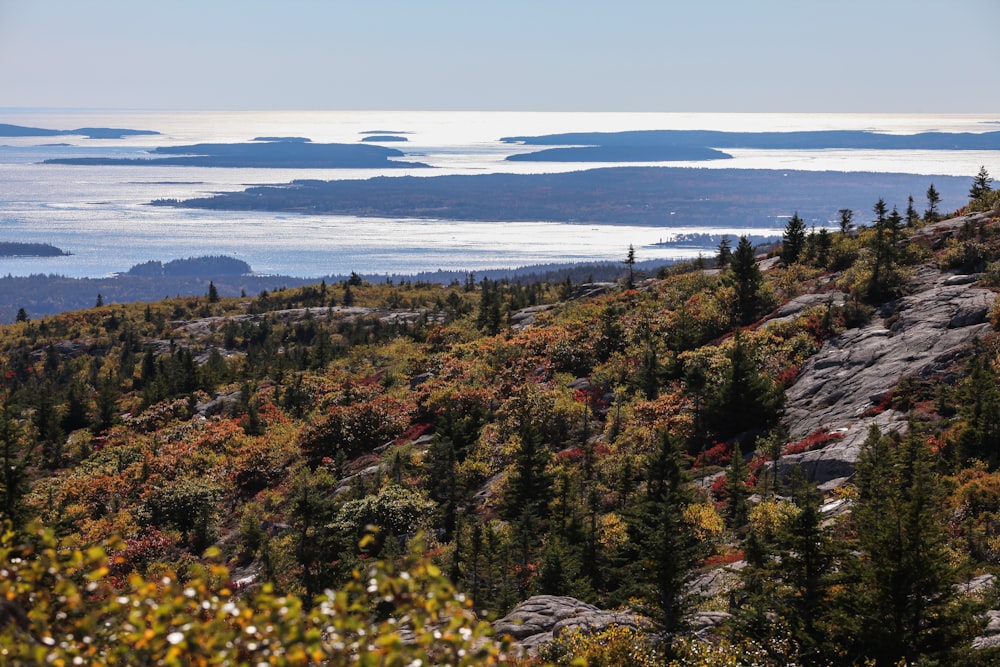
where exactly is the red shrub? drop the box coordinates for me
[783,429,845,456]
[694,441,732,468]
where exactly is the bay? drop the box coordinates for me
[1,109,997,279]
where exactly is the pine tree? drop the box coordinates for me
[781,212,807,265]
[15,308,27,323]
[840,426,977,666]
[716,236,733,268]
[925,183,941,222]
[208,281,219,303]
[956,349,1000,466]
[704,330,784,439]
[838,208,855,236]
[624,244,636,288]
[905,195,920,227]
[725,440,749,530]
[727,235,765,325]
[0,399,29,527]
[970,166,993,203]
[620,432,703,631]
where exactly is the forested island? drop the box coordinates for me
[502,129,1000,162]
[0,123,159,139]
[0,241,70,257]
[158,166,970,228]
[44,139,429,169]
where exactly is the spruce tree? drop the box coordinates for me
[925,183,941,222]
[704,330,784,439]
[840,426,977,666]
[838,208,855,236]
[970,166,993,203]
[716,236,733,268]
[781,212,807,265]
[727,235,764,325]
[620,432,702,631]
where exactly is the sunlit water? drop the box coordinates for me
[1,110,998,278]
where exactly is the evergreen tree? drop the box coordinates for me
[715,236,733,268]
[840,426,977,666]
[838,208,855,236]
[956,349,1000,466]
[15,307,27,323]
[781,212,807,265]
[905,195,920,227]
[725,440,749,530]
[624,244,636,289]
[727,235,765,325]
[970,165,993,203]
[208,281,219,303]
[619,432,702,631]
[0,400,29,527]
[704,330,784,439]
[867,198,899,301]
[925,183,941,222]
[814,227,832,267]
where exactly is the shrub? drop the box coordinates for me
[0,522,505,666]
[539,625,662,667]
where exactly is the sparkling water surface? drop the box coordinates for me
[1,110,998,278]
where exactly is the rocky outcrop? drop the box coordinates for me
[492,595,651,655]
[781,218,996,483]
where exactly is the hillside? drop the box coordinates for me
[2,180,1000,665]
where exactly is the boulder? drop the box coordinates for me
[492,595,651,655]
[781,266,995,483]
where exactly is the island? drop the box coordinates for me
[125,256,251,277]
[360,135,409,143]
[0,123,159,139]
[252,136,311,143]
[0,242,71,257]
[155,166,970,228]
[501,129,1000,162]
[43,139,429,169]
[507,145,730,162]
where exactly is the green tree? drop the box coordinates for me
[624,244,636,289]
[0,400,29,527]
[970,166,993,203]
[725,440,750,530]
[620,432,703,632]
[715,236,732,268]
[727,235,765,325]
[838,208,855,236]
[956,350,1000,466]
[207,281,219,303]
[781,212,807,265]
[925,183,941,222]
[905,195,920,227]
[839,426,978,666]
[14,308,27,323]
[704,331,784,439]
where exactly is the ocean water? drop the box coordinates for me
[1,109,998,279]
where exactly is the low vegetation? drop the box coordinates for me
[1,170,999,665]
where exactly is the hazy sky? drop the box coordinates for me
[1,0,998,112]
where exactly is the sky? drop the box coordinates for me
[1,0,998,112]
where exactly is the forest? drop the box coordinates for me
[1,171,1000,665]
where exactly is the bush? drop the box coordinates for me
[0,522,505,666]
